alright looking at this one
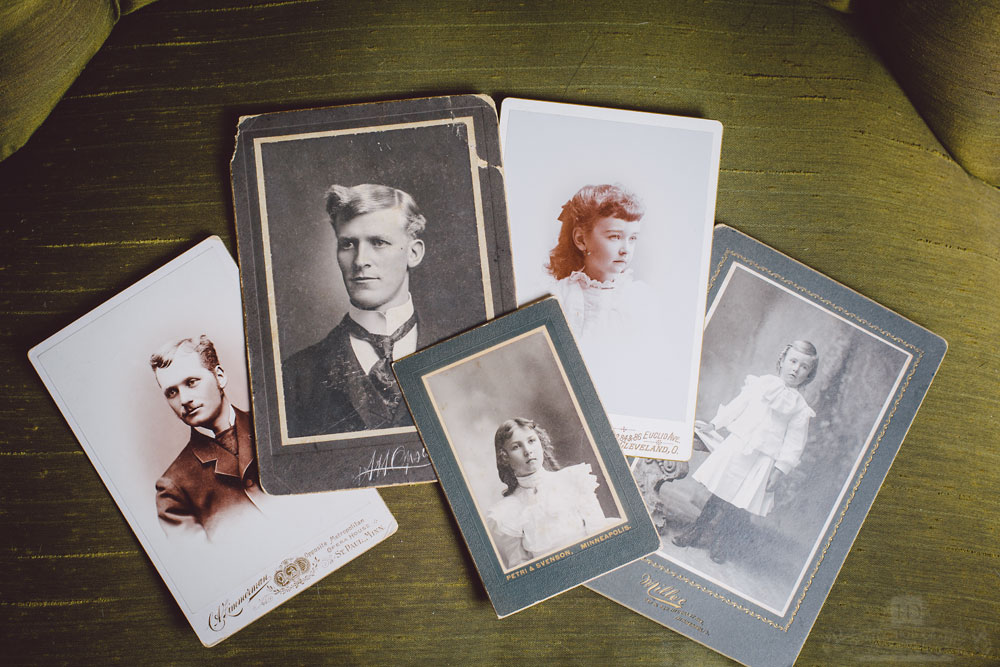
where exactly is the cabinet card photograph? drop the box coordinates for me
[394,298,658,618]
[499,98,723,461]
[28,238,397,647]
[588,226,947,667]
[232,95,516,493]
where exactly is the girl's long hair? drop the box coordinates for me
[494,418,560,496]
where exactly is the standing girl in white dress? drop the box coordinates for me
[487,418,617,569]
[672,340,819,564]
[545,184,665,411]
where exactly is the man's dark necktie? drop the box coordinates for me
[215,426,239,457]
[344,312,418,407]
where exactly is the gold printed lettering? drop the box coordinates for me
[639,573,686,610]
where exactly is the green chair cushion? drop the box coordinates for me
[853,0,1000,185]
[1,0,997,186]
[0,0,156,161]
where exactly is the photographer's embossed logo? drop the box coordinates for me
[274,556,312,588]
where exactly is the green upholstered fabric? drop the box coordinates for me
[1,0,997,664]
[3,0,998,185]
[117,0,158,13]
[0,0,156,161]
[853,0,1000,186]
[0,1,115,160]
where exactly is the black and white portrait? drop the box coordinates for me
[422,328,624,571]
[254,119,499,442]
[638,263,912,614]
[500,99,722,459]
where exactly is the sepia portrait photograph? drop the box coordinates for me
[29,239,395,645]
[422,327,625,571]
[499,98,723,459]
[636,262,912,615]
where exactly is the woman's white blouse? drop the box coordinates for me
[551,269,657,347]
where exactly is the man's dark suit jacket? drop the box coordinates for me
[155,406,260,539]
[282,311,442,438]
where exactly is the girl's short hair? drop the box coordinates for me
[494,417,560,496]
[776,340,820,386]
[325,183,427,239]
[546,184,644,279]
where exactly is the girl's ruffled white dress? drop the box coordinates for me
[692,374,815,517]
[550,270,668,416]
[487,464,618,569]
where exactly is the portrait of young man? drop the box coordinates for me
[281,184,445,438]
[233,97,516,492]
[151,335,262,541]
[29,238,402,642]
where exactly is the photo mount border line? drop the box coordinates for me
[646,248,925,631]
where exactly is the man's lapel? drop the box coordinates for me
[415,308,434,348]
[189,429,239,478]
[234,407,255,478]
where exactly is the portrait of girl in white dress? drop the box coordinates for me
[486,417,619,570]
[545,184,668,414]
[672,340,819,565]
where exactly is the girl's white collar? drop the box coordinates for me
[515,467,552,489]
[567,268,633,289]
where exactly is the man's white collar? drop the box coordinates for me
[194,403,235,438]
[348,294,414,335]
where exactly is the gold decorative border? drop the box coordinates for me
[651,249,924,632]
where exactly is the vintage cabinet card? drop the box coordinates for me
[28,238,397,646]
[587,226,947,666]
[232,95,516,493]
[499,98,723,461]
[393,298,659,618]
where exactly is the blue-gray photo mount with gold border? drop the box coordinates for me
[393,298,659,618]
[587,225,947,667]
